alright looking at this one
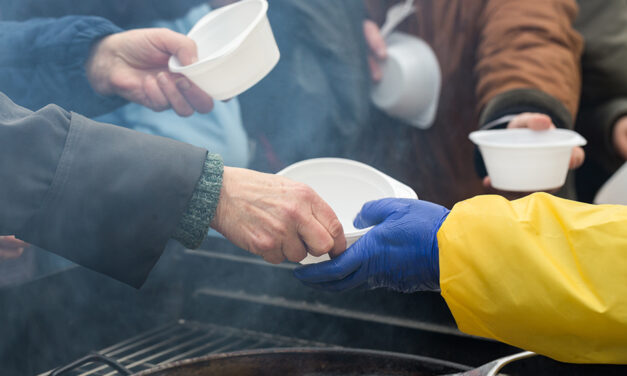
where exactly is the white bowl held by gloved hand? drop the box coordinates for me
[277,158,417,264]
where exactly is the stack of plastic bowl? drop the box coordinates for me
[469,128,587,192]
[277,158,418,264]
[169,0,279,100]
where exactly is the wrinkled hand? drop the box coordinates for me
[0,236,28,261]
[210,167,346,264]
[614,115,627,160]
[294,198,449,293]
[87,28,214,117]
[364,20,387,82]
[483,113,586,195]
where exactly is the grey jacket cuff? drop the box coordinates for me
[69,17,128,117]
[172,153,224,249]
[479,88,574,130]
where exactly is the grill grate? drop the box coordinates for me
[43,320,332,376]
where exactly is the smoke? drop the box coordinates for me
[0,0,460,373]
[239,0,372,172]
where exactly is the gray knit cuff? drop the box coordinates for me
[172,153,223,249]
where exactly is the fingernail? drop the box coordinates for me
[176,79,191,91]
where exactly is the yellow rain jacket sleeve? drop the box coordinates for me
[437,192,627,363]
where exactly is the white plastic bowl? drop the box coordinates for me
[277,158,417,264]
[469,128,587,192]
[169,0,280,100]
[594,162,627,205]
[371,32,441,129]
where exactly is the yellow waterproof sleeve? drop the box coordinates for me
[438,192,627,363]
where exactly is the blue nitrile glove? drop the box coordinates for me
[293,198,450,293]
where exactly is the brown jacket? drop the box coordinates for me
[359,0,582,206]
[365,0,583,128]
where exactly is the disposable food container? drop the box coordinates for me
[370,32,441,129]
[169,0,279,100]
[469,128,587,192]
[277,158,417,264]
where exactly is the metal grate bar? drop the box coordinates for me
[157,337,250,364]
[104,326,191,358]
[97,323,180,355]
[103,332,227,375]
[45,320,332,376]
[79,329,200,376]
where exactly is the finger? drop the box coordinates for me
[363,20,387,59]
[282,234,308,263]
[157,72,195,117]
[143,75,169,112]
[618,134,627,160]
[175,77,214,114]
[0,247,24,260]
[293,247,362,283]
[0,236,28,248]
[614,121,627,160]
[508,113,554,130]
[569,146,585,169]
[152,28,199,66]
[297,216,335,257]
[310,196,346,258]
[353,198,401,229]
[368,55,383,82]
[482,176,491,188]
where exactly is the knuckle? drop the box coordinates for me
[327,218,344,238]
[254,235,278,253]
[282,204,300,221]
[294,182,314,199]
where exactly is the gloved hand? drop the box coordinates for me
[294,198,450,293]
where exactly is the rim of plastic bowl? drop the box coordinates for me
[169,0,268,73]
[469,128,587,149]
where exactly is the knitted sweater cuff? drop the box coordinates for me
[172,153,223,249]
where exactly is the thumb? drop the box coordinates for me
[508,113,554,131]
[354,198,405,229]
[153,29,199,66]
[363,19,387,59]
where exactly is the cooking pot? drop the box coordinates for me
[49,347,534,376]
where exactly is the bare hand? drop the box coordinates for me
[614,115,627,160]
[482,113,586,195]
[86,28,214,117]
[211,167,346,264]
[363,20,387,82]
[0,236,27,261]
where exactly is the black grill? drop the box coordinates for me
[41,320,333,376]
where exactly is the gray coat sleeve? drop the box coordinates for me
[0,92,209,287]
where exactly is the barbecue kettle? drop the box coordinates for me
[49,348,536,376]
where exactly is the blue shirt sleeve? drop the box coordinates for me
[0,16,127,117]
